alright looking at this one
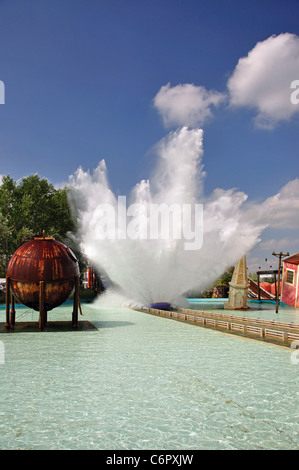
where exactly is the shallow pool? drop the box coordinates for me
[0,302,298,450]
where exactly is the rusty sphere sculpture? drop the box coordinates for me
[6,235,80,312]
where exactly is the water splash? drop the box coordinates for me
[68,126,265,307]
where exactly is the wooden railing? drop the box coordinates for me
[135,306,299,347]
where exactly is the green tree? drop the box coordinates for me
[211,268,233,297]
[0,174,75,268]
[0,210,12,275]
[248,271,258,282]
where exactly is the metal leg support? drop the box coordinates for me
[72,276,79,328]
[5,276,10,329]
[39,281,45,330]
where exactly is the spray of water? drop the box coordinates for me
[68,126,265,307]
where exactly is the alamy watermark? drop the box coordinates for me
[290,340,299,365]
[0,80,4,104]
[95,196,203,251]
[290,80,299,105]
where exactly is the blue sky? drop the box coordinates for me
[0,0,298,273]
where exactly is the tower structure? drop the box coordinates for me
[224,255,249,310]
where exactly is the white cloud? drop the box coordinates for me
[153,34,299,130]
[227,33,299,129]
[260,178,299,229]
[243,178,299,267]
[258,237,299,251]
[153,83,226,128]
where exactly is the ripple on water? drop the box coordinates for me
[0,304,298,449]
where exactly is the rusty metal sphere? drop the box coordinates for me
[6,235,79,311]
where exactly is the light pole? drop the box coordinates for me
[272,251,289,313]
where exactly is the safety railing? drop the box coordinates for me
[138,306,299,347]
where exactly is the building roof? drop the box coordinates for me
[283,253,299,265]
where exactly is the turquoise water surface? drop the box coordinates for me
[188,299,299,324]
[0,302,298,450]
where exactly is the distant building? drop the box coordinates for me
[281,253,299,307]
[83,265,98,289]
[83,265,105,293]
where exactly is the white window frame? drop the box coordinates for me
[285,268,295,285]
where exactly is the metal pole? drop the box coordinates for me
[10,293,15,325]
[39,281,45,330]
[5,276,10,328]
[276,256,282,314]
[72,276,79,327]
[272,251,289,314]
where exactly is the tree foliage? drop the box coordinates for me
[0,174,75,274]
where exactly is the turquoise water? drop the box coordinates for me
[188,299,299,324]
[0,302,299,450]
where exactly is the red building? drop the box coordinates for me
[83,265,97,289]
[83,264,105,293]
[281,253,299,307]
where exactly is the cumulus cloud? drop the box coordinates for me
[153,34,299,130]
[227,33,299,129]
[259,178,299,228]
[244,178,299,268]
[258,237,299,251]
[153,83,226,128]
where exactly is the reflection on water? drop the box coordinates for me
[0,303,298,450]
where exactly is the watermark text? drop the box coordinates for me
[94,196,203,251]
[0,80,4,104]
[290,80,299,105]
[106,453,194,467]
[290,340,299,365]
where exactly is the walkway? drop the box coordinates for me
[137,306,299,348]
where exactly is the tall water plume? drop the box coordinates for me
[68,126,265,307]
